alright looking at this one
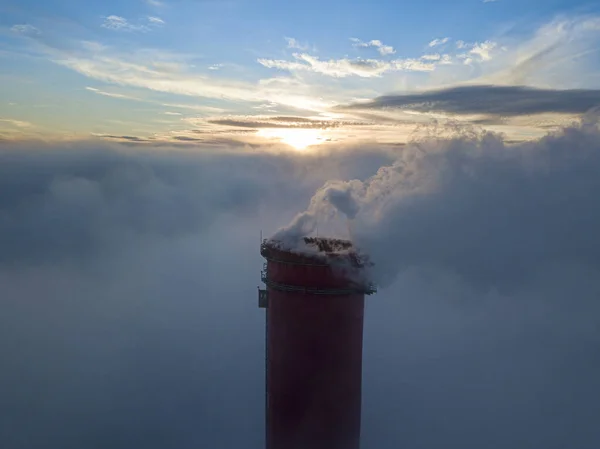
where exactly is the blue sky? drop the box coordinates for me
[1,0,600,145]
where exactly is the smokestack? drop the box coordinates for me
[258,237,376,449]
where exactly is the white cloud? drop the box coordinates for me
[52,44,331,112]
[351,38,396,56]
[10,24,40,35]
[164,111,182,115]
[0,118,33,128]
[28,14,600,123]
[475,16,600,87]
[439,54,453,65]
[258,53,435,78]
[457,40,498,64]
[146,0,165,6]
[285,37,309,51]
[483,0,498,3]
[161,103,226,114]
[102,15,145,31]
[81,41,107,52]
[208,64,223,70]
[469,40,497,61]
[147,16,165,25]
[257,58,306,72]
[85,86,138,100]
[101,15,163,32]
[429,37,450,47]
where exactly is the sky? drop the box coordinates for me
[1,0,600,145]
[2,1,600,449]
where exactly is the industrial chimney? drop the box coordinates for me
[258,237,376,449]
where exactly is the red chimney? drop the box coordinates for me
[259,237,375,449]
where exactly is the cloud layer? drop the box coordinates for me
[343,85,600,117]
[2,114,600,449]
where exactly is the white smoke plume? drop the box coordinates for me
[274,117,600,291]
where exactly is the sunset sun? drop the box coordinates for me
[257,128,324,150]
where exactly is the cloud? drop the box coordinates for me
[481,16,600,87]
[458,40,498,64]
[284,37,309,51]
[0,139,399,449]
[146,0,165,5]
[483,0,498,3]
[93,134,150,141]
[0,141,391,266]
[0,144,264,265]
[147,16,165,25]
[101,15,144,31]
[470,41,497,61]
[15,13,600,140]
[273,118,600,291]
[0,143,281,447]
[161,103,226,114]
[429,37,450,47]
[258,53,436,77]
[164,111,182,116]
[101,15,163,32]
[351,38,396,56]
[341,85,600,117]
[10,24,40,35]
[171,135,203,141]
[0,119,33,128]
[51,44,330,112]
[85,86,139,100]
[80,41,107,52]
[420,53,440,61]
[2,130,600,449]
[206,115,368,129]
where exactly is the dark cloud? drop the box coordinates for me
[2,128,600,449]
[267,116,319,123]
[169,136,254,147]
[208,116,368,129]
[341,85,600,117]
[191,129,256,135]
[98,135,151,142]
[171,136,204,141]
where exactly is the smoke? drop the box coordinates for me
[275,118,600,291]
[271,179,364,244]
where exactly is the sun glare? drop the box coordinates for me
[257,128,324,150]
